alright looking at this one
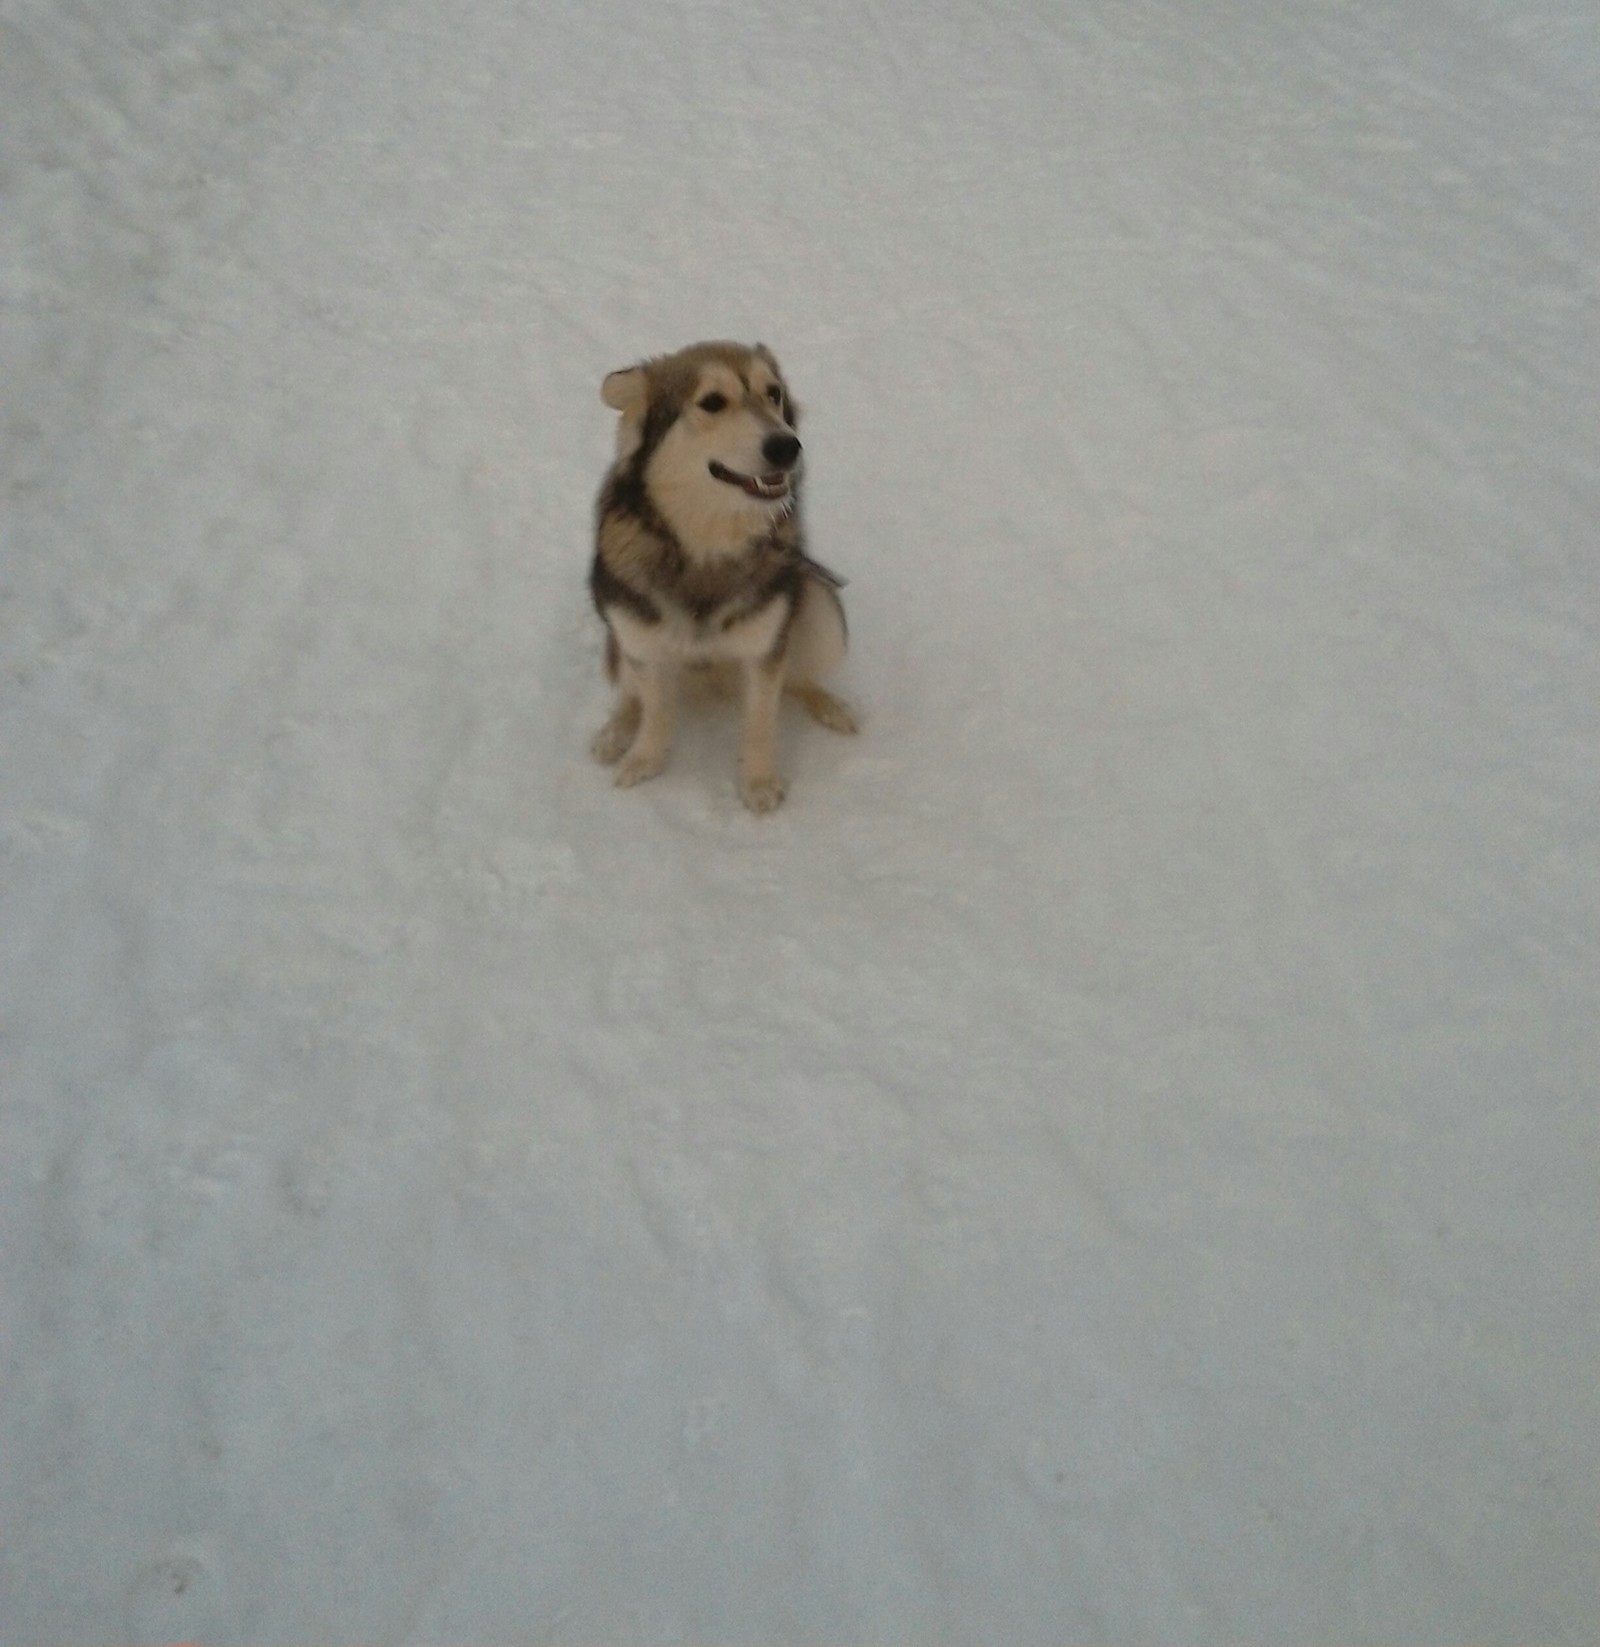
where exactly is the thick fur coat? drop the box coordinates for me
[589,341,855,812]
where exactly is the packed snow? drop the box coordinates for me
[3,0,1597,1639]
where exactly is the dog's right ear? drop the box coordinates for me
[601,366,648,414]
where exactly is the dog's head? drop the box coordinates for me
[602,341,802,549]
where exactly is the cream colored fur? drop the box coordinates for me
[589,342,856,812]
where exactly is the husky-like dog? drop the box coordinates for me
[588,340,857,813]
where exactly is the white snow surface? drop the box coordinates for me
[3,0,1598,1639]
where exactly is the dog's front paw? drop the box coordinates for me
[591,705,641,765]
[739,771,787,814]
[615,747,669,789]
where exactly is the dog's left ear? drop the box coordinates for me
[754,343,799,426]
[601,365,648,415]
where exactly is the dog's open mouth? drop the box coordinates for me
[708,461,791,500]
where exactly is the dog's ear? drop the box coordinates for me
[753,343,798,426]
[601,365,648,414]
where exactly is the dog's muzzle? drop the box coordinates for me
[709,432,801,500]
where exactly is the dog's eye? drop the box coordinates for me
[765,385,783,406]
[698,393,728,413]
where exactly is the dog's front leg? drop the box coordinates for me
[614,660,677,788]
[592,654,643,765]
[738,656,787,813]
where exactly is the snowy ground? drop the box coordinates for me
[3,0,1598,1639]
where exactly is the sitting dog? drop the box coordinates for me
[589,340,857,813]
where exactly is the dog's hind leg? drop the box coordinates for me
[782,576,857,733]
[786,680,859,734]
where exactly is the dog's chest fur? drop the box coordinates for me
[592,479,805,660]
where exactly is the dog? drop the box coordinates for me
[588,340,857,812]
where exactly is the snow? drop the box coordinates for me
[3,0,1597,1638]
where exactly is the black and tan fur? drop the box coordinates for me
[589,340,856,812]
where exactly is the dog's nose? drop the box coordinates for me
[762,432,802,470]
